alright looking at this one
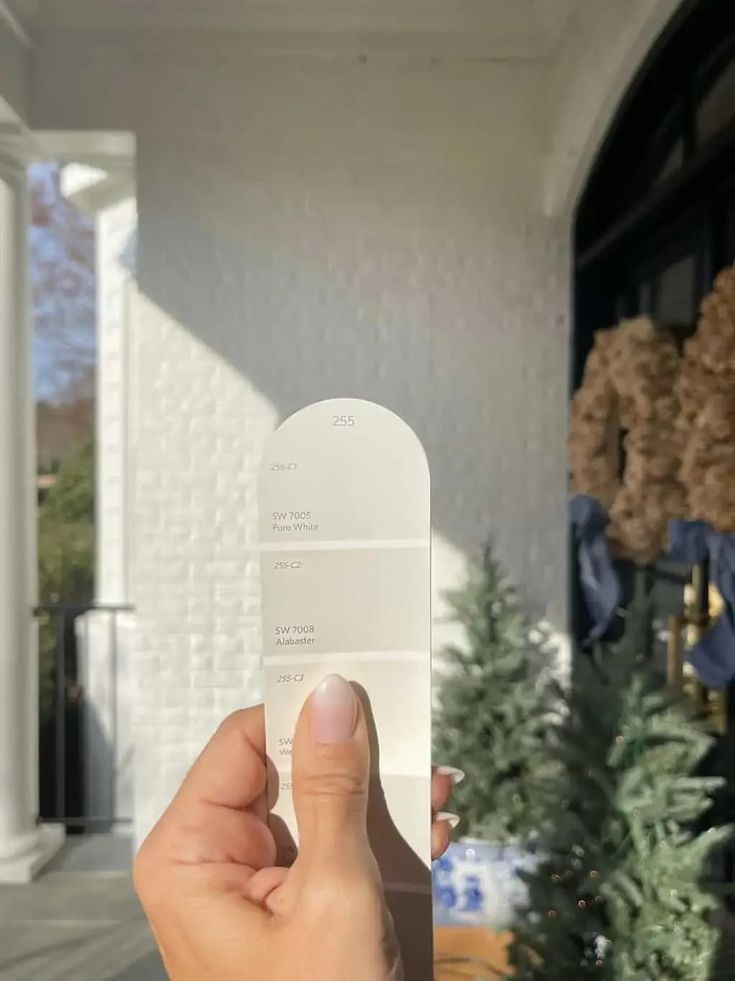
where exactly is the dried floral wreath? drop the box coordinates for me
[677,263,735,535]
[568,316,686,563]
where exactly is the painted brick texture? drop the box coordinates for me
[129,49,570,841]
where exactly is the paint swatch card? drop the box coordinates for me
[258,398,432,979]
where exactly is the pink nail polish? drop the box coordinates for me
[312,674,357,744]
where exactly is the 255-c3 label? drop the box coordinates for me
[276,673,304,684]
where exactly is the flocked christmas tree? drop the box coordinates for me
[433,544,559,842]
[511,588,731,980]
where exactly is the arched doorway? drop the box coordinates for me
[576,0,735,374]
[573,0,735,643]
[571,1,735,926]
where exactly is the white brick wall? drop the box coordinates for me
[129,49,571,840]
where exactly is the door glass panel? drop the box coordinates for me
[652,139,684,185]
[724,195,735,264]
[638,280,653,314]
[697,56,735,144]
[655,254,696,327]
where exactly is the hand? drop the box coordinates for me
[134,674,460,980]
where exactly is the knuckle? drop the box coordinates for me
[299,768,366,802]
[214,710,244,740]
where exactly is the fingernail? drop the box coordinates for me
[436,811,461,829]
[312,674,357,744]
[436,766,466,785]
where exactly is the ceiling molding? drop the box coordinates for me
[0,121,35,170]
[33,129,135,168]
[128,28,556,64]
[0,1,32,46]
[28,0,580,61]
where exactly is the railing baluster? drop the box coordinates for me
[84,610,90,824]
[109,610,118,820]
[54,611,66,822]
[36,602,135,830]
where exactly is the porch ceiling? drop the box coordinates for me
[7,0,581,58]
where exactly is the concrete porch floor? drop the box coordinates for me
[6,835,734,979]
[0,834,165,981]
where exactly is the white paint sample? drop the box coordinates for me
[261,548,430,655]
[259,397,432,978]
[264,657,430,777]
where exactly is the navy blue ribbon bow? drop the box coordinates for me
[668,519,735,688]
[570,494,621,643]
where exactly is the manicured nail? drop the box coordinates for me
[436,766,466,785]
[312,674,357,744]
[436,811,461,829]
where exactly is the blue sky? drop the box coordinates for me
[30,162,96,404]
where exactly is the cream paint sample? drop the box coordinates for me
[259,398,432,978]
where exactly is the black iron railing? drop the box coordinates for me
[34,602,134,832]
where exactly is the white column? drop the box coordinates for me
[61,165,137,830]
[85,197,137,826]
[95,196,136,606]
[0,126,63,882]
[59,165,137,606]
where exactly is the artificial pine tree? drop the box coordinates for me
[511,590,731,980]
[433,545,559,843]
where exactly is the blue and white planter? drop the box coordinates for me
[432,838,537,929]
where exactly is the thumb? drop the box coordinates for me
[291,674,371,866]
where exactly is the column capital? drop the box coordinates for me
[0,124,34,176]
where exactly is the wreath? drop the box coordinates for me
[677,264,735,534]
[568,316,686,564]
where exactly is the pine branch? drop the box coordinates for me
[433,545,559,842]
[511,588,732,980]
